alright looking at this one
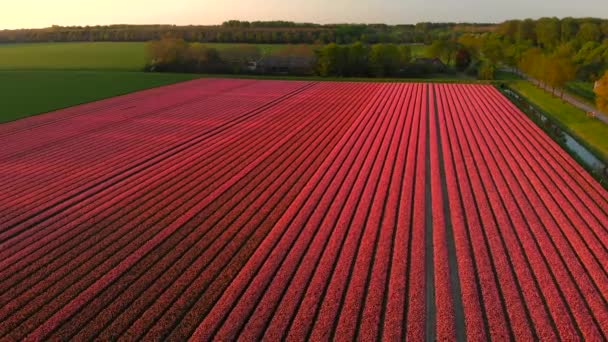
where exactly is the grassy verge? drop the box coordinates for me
[0,71,201,123]
[565,81,596,104]
[508,80,608,161]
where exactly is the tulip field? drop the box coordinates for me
[0,79,606,341]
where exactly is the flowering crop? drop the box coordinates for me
[0,79,606,341]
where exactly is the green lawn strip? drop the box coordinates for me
[510,80,608,161]
[0,71,200,123]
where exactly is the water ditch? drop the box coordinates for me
[500,85,608,189]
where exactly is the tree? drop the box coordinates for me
[596,71,608,112]
[518,48,545,84]
[398,45,412,65]
[601,22,608,39]
[427,39,457,65]
[481,36,504,65]
[497,20,519,42]
[577,23,601,44]
[561,17,578,42]
[345,42,369,76]
[186,44,222,71]
[544,54,576,97]
[145,37,189,66]
[315,43,347,76]
[369,44,401,77]
[455,48,471,71]
[458,34,481,59]
[535,17,560,49]
[478,62,496,80]
[517,19,537,44]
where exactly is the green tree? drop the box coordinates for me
[518,47,545,85]
[478,62,496,80]
[517,19,537,44]
[315,43,347,76]
[458,34,481,59]
[345,42,370,76]
[560,18,578,43]
[481,36,505,65]
[577,23,601,44]
[497,20,520,42]
[545,54,576,97]
[146,37,189,66]
[369,44,401,77]
[398,45,412,65]
[427,39,457,65]
[535,17,560,49]
[601,22,608,39]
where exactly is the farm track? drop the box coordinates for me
[0,79,606,341]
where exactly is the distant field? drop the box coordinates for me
[0,71,201,122]
[0,42,147,70]
[510,80,608,161]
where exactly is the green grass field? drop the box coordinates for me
[0,71,201,123]
[0,42,147,70]
[510,80,608,161]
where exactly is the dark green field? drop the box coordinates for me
[0,71,201,123]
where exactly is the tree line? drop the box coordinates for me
[0,21,494,45]
[145,37,459,78]
[144,38,317,74]
[313,42,452,77]
[425,17,608,86]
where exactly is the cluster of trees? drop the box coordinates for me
[517,47,577,96]
[409,17,608,82]
[145,38,227,73]
[496,18,608,49]
[596,72,608,112]
[437,17,608,83]
[221,20,319,28]
[314,43,413,77]
[0,21,494,45]
[145,38,315,74]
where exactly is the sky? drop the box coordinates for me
[2,0,607,29]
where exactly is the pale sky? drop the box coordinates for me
[2,0,607,30]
